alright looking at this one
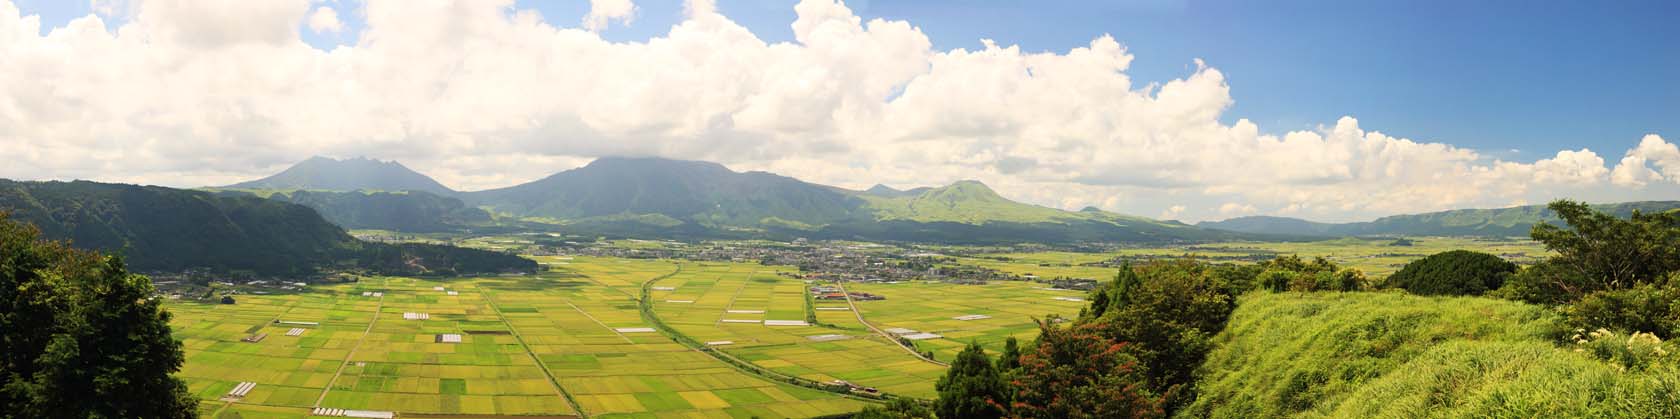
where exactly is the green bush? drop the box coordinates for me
[1572,328,1674,372]
[1564,282,1680,340]
[1384,250,1516,296]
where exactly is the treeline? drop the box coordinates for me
[0,179,532,276]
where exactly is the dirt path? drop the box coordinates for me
[836,282,949,367]
[481,288,590,418]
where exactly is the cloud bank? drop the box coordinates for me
[0,0,1673,222]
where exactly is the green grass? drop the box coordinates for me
[1185,291,1680,418]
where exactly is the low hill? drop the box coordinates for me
[1186,292,1677,418]
[225,156,455,195]
[262,190,491,232]
[1198,201,1680,237]
[0,179,531,276]
[464,157,1239,243]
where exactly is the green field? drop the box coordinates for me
[965,236,1550,279]
[844,281,1090,361]
[646,262,950,397]
[168,257,870,418]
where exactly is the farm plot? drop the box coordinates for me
[494,256,869,418]
[845,281,1089,361]
[315,278,572,416]
[170,287,379,410]
[649,262,946,398]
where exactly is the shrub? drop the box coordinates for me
[1564,283,1680,340]
[220,295,237,304]
[935,342,1007,419]
[1089,260,1239,412]
[1258,270,1295,292]
[1493,258,1585,305]
[1008,321,1163,419]
[1384,250,1516,296]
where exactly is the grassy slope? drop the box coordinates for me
[1185,292,1680,418]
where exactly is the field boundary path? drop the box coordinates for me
[481,287,591,419]
[836,282,950,367]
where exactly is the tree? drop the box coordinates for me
[1008,321,1162,419]
[221,295,237,304]
[0,214,198,418]
[936,342,1008,419]
[1530,199,1680,295]
[1091,260,1237,405]
[997,336,1023,371]
[855,398,934,419]
[1383,250,1517,296]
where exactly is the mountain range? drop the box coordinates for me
[1196,201,1680,237]
[225,156,1235,243]
[217,156,1680,242]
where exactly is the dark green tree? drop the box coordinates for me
[1530,199,1680,296]
[997,336,1023,371]
[0,214,198,418]
[1383,250,1516,296]
[935,342,1007,419]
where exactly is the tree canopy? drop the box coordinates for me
[0,214,198,418]
[1384,250,1517,296]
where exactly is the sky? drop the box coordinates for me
[1,0,1677,223]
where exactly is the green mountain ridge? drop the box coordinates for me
[1198,201,1680,237]
[0,179,532,276]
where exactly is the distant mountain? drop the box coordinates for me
[466,157,870,228]
[1198,201,1680,237]
[0,179,532,276]
[225,156,455,195]
[263,190,491,233]
[465,157,1240,243]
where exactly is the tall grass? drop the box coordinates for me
[1182,291,1680,418]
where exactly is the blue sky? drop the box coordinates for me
[19,0,1673,160]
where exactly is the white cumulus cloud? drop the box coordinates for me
[582,0,636,32]
[0,0,1674,222]
[307,6,342,34]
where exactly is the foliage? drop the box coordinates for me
[1084,260,1242,412]
[997,336,1023,371]
[854,398,934,419]
[935,342,1008,419]
[1383,250,1516,296]
[220,295,236,304]
[0,214,198,418]
[1494,258,1590,305]
[270,189,490,232]
[1530,199,1680,296]
[1199,200,1680,237]
[1561,280,1680,340]
[1007,321,1163,419]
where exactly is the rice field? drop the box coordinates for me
[166,257,869,418]
[843,281,1091,361]
[646,262,948,398]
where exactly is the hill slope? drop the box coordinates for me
[263,190,491,232]
[0,179,530,276]
[225,156,455,195]
[1186,292,1678,418]
[1198,201,1680,237]
[465,157,1237,243]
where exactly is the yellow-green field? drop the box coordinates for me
[843,281,1090,361]
[169,257,869,419]
[646,262,949,397]
[966,236,1549,278]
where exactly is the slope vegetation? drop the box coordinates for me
[1185,292,1680,418]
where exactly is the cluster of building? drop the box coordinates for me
[809,285,886,301]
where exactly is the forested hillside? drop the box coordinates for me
[0,179,531,276]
